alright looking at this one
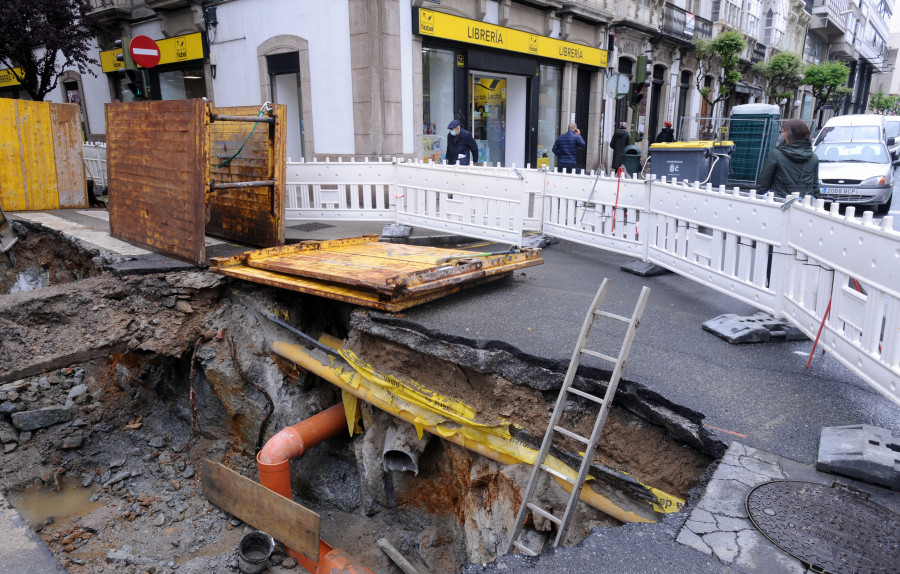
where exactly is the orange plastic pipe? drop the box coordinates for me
[257,404,373,574]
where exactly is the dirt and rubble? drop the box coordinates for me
[0,224,722,573]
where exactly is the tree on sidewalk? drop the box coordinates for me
[869,91,900,115]
[802,60,851,121]
[753,52,804,110]
[693,30,747,118]
[0,0,107,101]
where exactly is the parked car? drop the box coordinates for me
[884,116,900,161]
[813,114,890,148]
[815,141,894,213]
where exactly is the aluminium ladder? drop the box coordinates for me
[504,278,651,556]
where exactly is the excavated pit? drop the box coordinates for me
[0,227,725,574]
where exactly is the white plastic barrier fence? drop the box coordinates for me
[283,159,900,407]
[83,142,107,191]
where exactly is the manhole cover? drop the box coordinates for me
[746,480,900,574]
[289,222,335,232]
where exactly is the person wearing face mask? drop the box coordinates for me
[445,120,479,166]
[756,119,819,199]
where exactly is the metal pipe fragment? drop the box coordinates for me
[382,420,431,476]
[209,180,275,190]
[211,114,276,123]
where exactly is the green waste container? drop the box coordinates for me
[622,145,642,175]
[727,104,780,185]
[649,141,734,185]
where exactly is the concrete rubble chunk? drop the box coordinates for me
[0,420,18,443]
[10,406,72,431]
[816,424,900,490]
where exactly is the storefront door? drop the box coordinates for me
[469,72,525,167]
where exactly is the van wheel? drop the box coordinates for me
[876,193,892,214]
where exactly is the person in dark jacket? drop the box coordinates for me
[609,122,631,170]
[445,120,479,165]
[656,121,675,143]
[551,122,586,172]
[756,119,819,199]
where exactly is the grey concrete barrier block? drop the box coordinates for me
[620,259,669,277]
[816,425,900,491]
[702,314,771,343]
[380,224,412,239]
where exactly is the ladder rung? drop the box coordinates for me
[540,463,575,485]
[566,387,605,404]
[580,348,617,363]
[527,503,561,525]
[596,310,631,323]
[512,540,539,557]
[553,425,590,445]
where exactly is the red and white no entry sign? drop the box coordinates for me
[129,35,161,68]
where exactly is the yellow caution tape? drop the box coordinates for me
[272,340,684,519]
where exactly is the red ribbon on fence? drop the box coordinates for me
[612,166,625,234]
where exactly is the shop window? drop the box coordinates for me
[423,47,455,162]
[536,64,561,169]
[158,67,206,100]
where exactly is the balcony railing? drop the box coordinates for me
[751,42,767,63]
[660,3,713,41]
[88,0,131,11]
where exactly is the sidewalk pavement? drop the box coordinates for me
[0,493,68,573]
[7,208,900,573]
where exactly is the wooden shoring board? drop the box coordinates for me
[200,459,321,561]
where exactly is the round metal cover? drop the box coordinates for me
[746,480,900,574]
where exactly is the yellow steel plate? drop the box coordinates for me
[210,236,543,310]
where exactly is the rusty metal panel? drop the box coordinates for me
[49,103,87,208]
[207,104,285,248]
[106,100,208,265]
[210,236,543,311]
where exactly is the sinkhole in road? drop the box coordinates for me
[0,227,723,573]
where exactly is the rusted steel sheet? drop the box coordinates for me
[210,236,543,311]
[106,100,208,265]
[207,104,285,248]
[49,104,87,208]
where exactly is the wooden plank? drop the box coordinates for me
[0,99,27,211]
[200,459,320,561]
[49,103,87,208]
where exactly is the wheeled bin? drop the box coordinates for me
[649,141,734,186]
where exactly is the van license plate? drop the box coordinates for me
[822,187,852,194]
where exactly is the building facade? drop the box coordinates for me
[0,0,894,170]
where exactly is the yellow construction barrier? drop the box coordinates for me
[0,99,86,211]
[272,340,685,520]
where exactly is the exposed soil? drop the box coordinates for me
[346,332,711,501]
[0,227,716,574]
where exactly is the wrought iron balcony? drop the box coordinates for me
[751,43,767,63]
[87,0,132,21]
[660,3,713,41]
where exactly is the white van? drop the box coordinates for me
[813,114,890,147]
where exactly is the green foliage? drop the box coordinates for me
[0,0,108,101]
[802,61,851,116]
[869,91,900,115]
[692,30,747,117]
[753,52,804,106]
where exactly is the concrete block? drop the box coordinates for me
[621,259,669,276]
[380,224,412,240]
[702,312,807,344]
[816,425,900,490]
[10,406,72,431]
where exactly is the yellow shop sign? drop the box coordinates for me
[0,67,24,88]
[415,8,607,68]
[100,32,205,73]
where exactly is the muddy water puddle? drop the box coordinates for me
[6,264,50,294]
[7,476,103,526]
